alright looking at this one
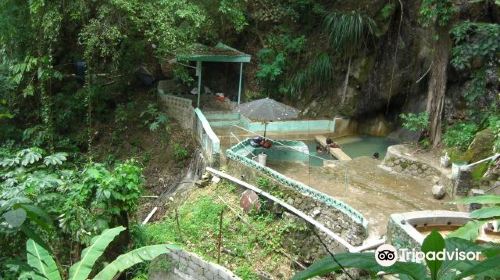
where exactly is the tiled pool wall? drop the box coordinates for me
[205,111,357,136]
[238,139,332,166]
[227,139,368,230]
[387,211,470,251]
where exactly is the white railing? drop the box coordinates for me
[193,108,221,165]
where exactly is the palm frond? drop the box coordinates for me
[290,53,334,95]
[324,11,376,53]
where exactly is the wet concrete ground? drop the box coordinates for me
[267,157,455,238]
[215,128,456,239]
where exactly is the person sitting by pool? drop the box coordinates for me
[250,136,263,147]
[372,152,380,159]
[326,138,340,148]
[316,145,325,154]
[261,139,273,149]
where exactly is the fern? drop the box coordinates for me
[43,153,68,166]
[0,156,20,167]
[17,148,43,166]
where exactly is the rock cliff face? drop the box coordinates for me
[236,0,435,127]
[226,1,497,137]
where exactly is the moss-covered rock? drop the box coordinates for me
[461,129,496,181]
[351,55,375,84]
[464,128,495,163]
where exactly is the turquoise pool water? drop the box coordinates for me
[303,136,398,159]
[246,136,397,166]
[249,140,333,167]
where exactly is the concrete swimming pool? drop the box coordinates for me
[226,136,454,237]
[243,136,397,167]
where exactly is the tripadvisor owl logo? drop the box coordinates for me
[374,243,482,267]
[375,244,398,267]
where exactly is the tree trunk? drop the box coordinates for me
[341,57,351,105]
[426,26,451,148]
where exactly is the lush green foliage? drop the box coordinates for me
[218,0,248,32]
[256,35,306,96]
[172,143,189,162]
[140,181,309,279]
[24,226,174,280]
[140,104,169,133]
[400,112,429,133]
[419,0,456,27]
[324,11,376,54]
[450,21,499,128]
[451,21,500,71]
[289,53,334,96]
[488,115,500,152]
[449,195,500,241]
[293,231,500,280]
[443,122,478,151]
[287,9,376,98]
[0,146,143,277]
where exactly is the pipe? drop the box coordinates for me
[465,153,499,169]
[206,167,356,252]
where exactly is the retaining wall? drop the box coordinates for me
[158,92,220,166]
[149,249,241,280]
[383,145,441,179]
[158,93,195,131]
[383,145,453,193]
[226,139,367,251]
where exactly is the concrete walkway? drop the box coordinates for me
[267,157,455,239]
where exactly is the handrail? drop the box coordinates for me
[194,108,220,153]
[465,153,499,169]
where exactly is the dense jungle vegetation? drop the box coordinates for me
[0,0,499,279]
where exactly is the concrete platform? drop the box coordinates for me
[315,135,352,161]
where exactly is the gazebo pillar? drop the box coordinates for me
[237,62,243,104]
[196,61,202,108]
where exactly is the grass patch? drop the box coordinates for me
[139,181,308,279]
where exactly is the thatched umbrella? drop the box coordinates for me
[236,97,300,136]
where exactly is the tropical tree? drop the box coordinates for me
[419,0,456,148]
[323,11,376,104]
[419,0,498,148]
[24,226,176,280]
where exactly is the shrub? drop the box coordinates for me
[173,143,189,161]
[443,122,478,151]
[400,112,429,133]
[140,104,168,132]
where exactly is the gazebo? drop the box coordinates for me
[176,43,251,108]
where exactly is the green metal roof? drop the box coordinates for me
[176,42,251,63]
